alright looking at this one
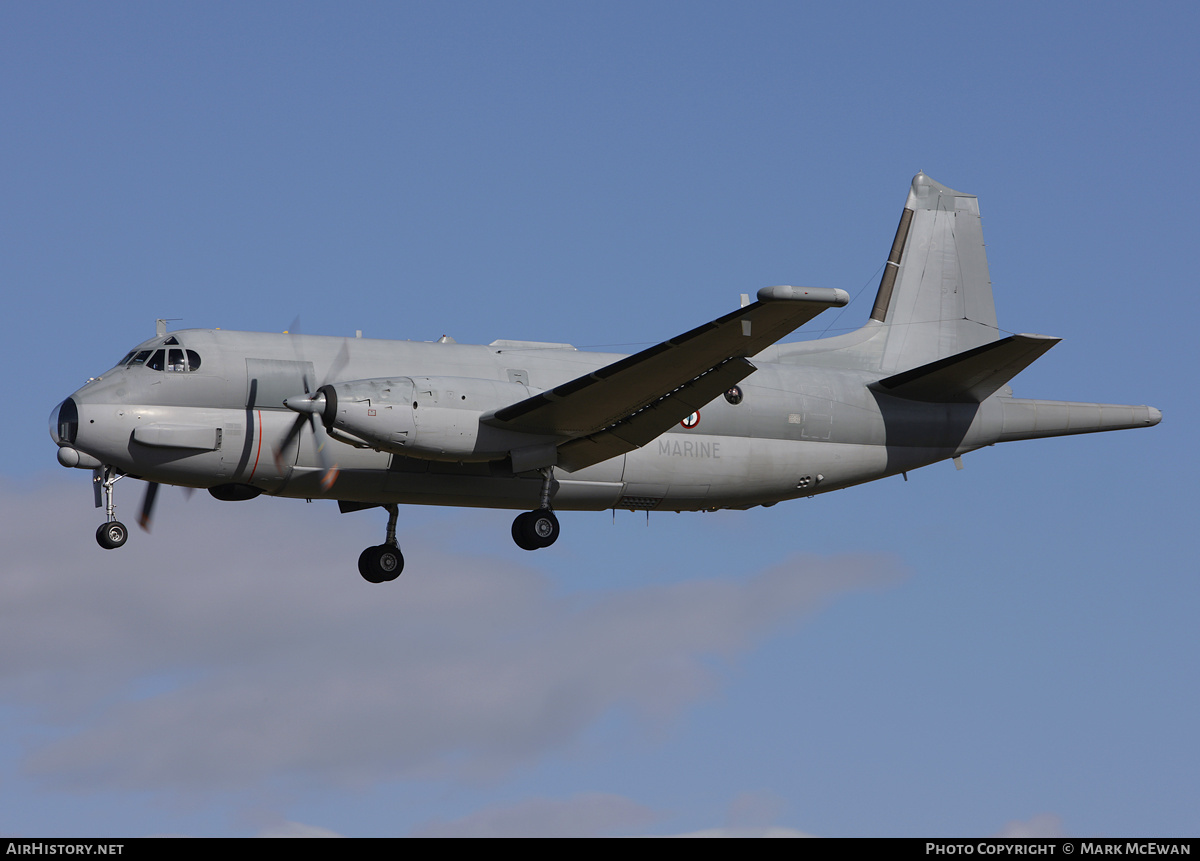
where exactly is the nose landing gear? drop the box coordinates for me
[93,466,129,550]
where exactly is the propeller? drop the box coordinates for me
[137,482,193,533]
[274,335,351,490]
[137,481,159,531]
[279,388,340,490]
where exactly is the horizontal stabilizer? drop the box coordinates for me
[871,334,1060,403]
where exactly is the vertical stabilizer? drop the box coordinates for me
[870,173,1000,373]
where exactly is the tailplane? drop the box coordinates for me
[871,333,1060,403]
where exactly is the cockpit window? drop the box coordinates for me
[121,341,201,372]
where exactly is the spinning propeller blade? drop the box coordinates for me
[275,412,308,471]
[273,328,350,488]
[137,481,160,532]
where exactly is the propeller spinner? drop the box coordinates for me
[274,338,350,490]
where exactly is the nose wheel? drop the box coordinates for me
[96,520,128,549]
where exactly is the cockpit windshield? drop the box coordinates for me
[119,337,201,372]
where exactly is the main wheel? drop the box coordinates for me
[358,544,404,583]
[512,510,560,550]
[96,521,128,550]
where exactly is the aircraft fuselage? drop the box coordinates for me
[54,325,1156,516]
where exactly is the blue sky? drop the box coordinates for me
[2,1,1196,838]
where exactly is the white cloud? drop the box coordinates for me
[666,826,813,838]
[411,793,660,837]
[255,821,344,838]
[726,790,788,829]
[993,813,1065,838]
[2,480,903,795]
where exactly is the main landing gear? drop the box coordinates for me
[359,503,404,583]
[94,466,129,550]
[511,467,560,552]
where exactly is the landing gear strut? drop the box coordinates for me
[512,467,560,551]
[358,504,404,583]
[94,466,128,550]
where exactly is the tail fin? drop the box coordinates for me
[773,173,1004,374]
[870,172,1001,373]
[767,174,1162,439]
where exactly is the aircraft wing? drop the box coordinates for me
[482,285,849,471]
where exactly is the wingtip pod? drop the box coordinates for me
[757,285,850,307]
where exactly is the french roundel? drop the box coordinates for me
[680,411,700,429]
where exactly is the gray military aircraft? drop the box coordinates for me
[50,173,1161,582]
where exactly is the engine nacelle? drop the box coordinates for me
[323,376,544,462]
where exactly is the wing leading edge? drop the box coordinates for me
[483,285,849,471]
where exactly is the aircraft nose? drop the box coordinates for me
[49,398,79,446]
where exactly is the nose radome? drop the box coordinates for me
[49,398,78,446]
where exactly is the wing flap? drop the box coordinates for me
[556,357,757,471]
